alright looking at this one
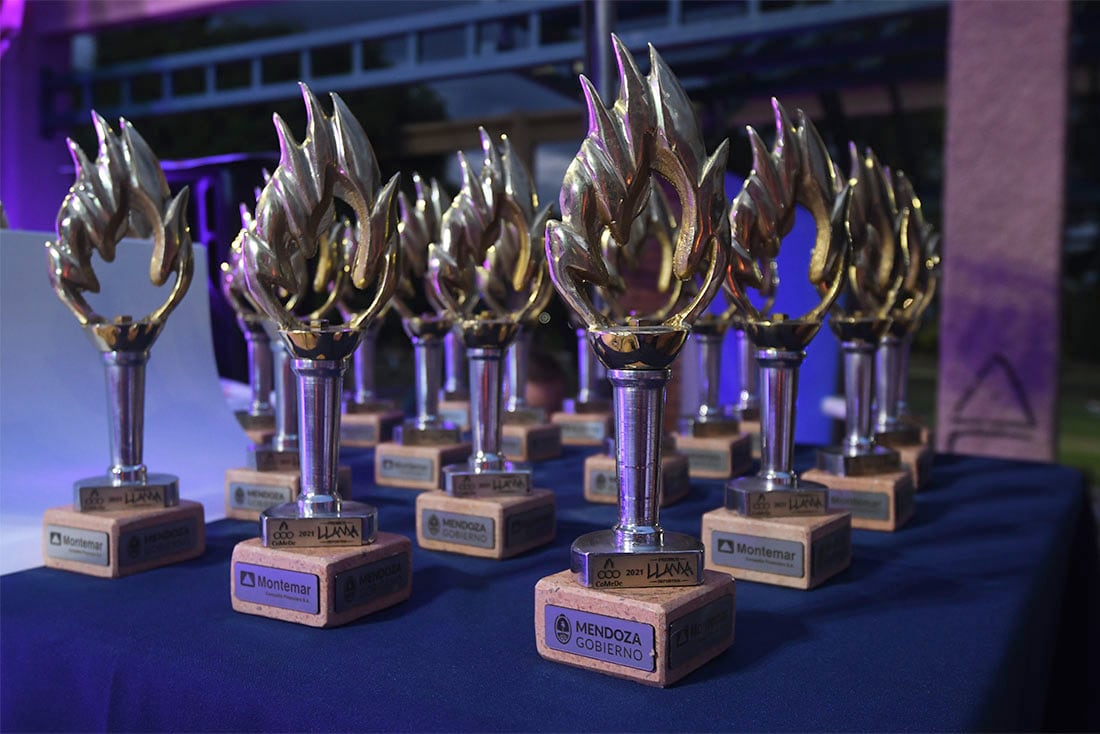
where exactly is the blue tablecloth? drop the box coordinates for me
[2,449,1097,732]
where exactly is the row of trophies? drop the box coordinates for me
[39,35,938,687]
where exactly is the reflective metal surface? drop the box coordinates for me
[546,37,728,587]
[236,84,399,542]
[45,113,192,507]
[221,239,274,427]
[722,99,852,514]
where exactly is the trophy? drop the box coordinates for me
[438,314,472,431]
[221,240,275,444]
[499,221,563,463]
[581,187,691,505]
[671,264,754,480]
[415,128,556,560]
[700,100,853,591]
[874,171,939,489]
[42,113,205,578]
[373,174,472,490]
[800,146,916,532]
[730,321,762,455]
[229,85,411,627]
[549,317,614,445]
[534,38,734,687]
[223,218,352,520]
[337,217,404,448]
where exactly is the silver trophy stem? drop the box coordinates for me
[874,335,903,434]
[443,330,468,399]
[102,350,148,484]
[505,328,532,413]
[695,331,724,422]
[842,340,875,454]
[272,339,299,452]
[757,348,803,487]
[292,358,344,515]
[609,368,667,549]
[243,325,274,417]
[467,346,506,472]
[897,334,913,420]
[412,336,444,428]
[576,327,599,404]
[352,326,379,405]
[734,328,759,418]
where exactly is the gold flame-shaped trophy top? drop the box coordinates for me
[825,144,909,343]
[237,84,400,362]
[389,174,456,340]
[890,170,940,336]
[546,36,730,370]
[428,128,553,348]
[45,113,193,353]
[724,99,852,352]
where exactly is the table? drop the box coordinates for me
[2,448,1097,732]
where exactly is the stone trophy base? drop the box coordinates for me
[502,423,562,462]
[42,500,206,578]
[550,411,614,446]
[224,465,353,521]
[583,452,690,507]
[897,442,934,492]
[236,411,275,446]
[534,569,735,687]
[415,488,556,559]
[374,442,472,490]
[230,532,411,628]
[800,468,915,532]
[671,433,754,480]
[700,509,851,590]
[438,399,471,432]
[340,409,404,448]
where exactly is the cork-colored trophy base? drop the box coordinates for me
[671,433,754,480]
[740,419,762,459]
[341,410,404,448]
[42,500,206,578]
[800,468,915,532]
[438,399,471,432]
[534,569,735,687]
[416,488,556,559]
[374,441,472,490]
[700,509,851,590]
[897,442,934,492]
[551,411,614,446]
[583,452,690,507]
[224,465,353,521]
[502,423,563,462]
[230,532,412,628]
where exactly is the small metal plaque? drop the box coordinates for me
[505,505,555,548]
[45,525,109,566]
[679,448,729,474]
[229,482,295,512]
[262,517,370,548]
[712,532,804,578]
[341,423,377,443]
[667,595,734,671]
[378,454,434,483]
[235,562,319,614]
[402,426,461,446]
[810,527,851,579]
[581,554,702,589]
[118,518,198,567]
[875,425,922,448]
[544,605,655,672]
[446,470,531,497]
[728,488,829,518]
[588,469,617,497]
[75,481,178,512]
[559,419,607,442]
[422,509,495,549]
[691,418,740,438]
[249,447,299,472]
[503,407,546,425]
[827,488,890,521]
[501,435,523,457]
[437,406,470,431]
[332,552,410,613]
[236,411,275,431]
